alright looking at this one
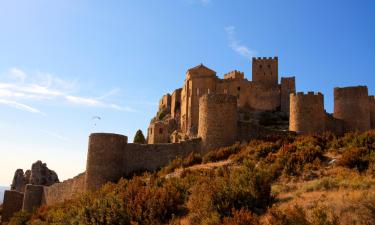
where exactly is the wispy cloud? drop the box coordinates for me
[225,26,257,59]
[0,68,134,114]
[0,99,44,114]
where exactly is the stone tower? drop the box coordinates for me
[198,94,237,151]
[333,86,370,132]
[252,57,278,87]
[280,77,296,115]
[85,133,128,191]
[289,92,325,134]
[180,64,218,135]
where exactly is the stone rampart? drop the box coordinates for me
[369,96,375,129]
[43,172,85,205]
[1,190,24,222]
[85,133,202,191]
[334,86,370,132]
[22,184,44,213]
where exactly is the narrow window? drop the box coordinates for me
[197,88,200,96]
[237,86,241,91]
[259,65,262,68]
[268,64,271,68]
[159,128,163,134]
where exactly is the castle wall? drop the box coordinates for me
[369,96,375,129]
[334,86,370,132]
[244,83,281,111]
[198,94,237,151]
[123,139,202,175]
[281,77,296,115]
[1,190,24,222]
[325,113,346,135]
[43,172,85,205]
[223,70,244,80]
[22,184,44,213]
[147,121,170,144]
[237,121,291,141]
[171,88,182,119]
[85,133,128,191]
[289,92,325,134]
[252,57,278,87]
[85,132,202,191]
[159,94,171,111]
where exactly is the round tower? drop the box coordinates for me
[198,94,237,151]
[289,92,325,134]
[333,86,370,132]
[85,133,128,191]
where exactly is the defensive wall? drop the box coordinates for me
[334,86,371,132]
[289,86,374,134]
[1,190,24,223]
[42,172,86,205]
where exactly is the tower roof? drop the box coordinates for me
[187,64,216,75]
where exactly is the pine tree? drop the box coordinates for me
[133,129,146,144]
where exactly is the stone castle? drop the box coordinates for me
[2,57,374,223]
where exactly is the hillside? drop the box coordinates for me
[6,131,375,225]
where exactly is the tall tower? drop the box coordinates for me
[198,94,237,151]
[180,64,217,135]
[333,86,370,132]
[252,57,278,87]
[289,92,325,134]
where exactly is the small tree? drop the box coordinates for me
[133,129,146,144]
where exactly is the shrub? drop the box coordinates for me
[268,205,310,225]
[202,143,241,163]
[338,147,369,172]
[222,208,259,225]
[187,163,273,224]
[8,211,31,225]
[182,152,202,168]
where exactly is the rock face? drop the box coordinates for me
[30,160,59,186]
[10,161,59,193]
[10,169,28,192]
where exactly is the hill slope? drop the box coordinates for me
[7,131,375,225]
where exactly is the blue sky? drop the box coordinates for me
[0,0,374,185]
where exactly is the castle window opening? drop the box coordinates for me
[159,128,163,134]
[268,65,271,68]
[208,89,210,94]
[259,65,262,68]
[237,86,240,91]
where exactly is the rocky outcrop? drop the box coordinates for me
[30,161,59,186]
[10,169,28,192]
[10,161,59,193]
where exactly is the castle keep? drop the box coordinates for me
[2,56,374,223]
[148,57,296,144]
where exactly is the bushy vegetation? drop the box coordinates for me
[7,131,375,225]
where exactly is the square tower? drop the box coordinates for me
[252,57,278,87]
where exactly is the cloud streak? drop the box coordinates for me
[225,26,257,59]
[0,68,134,114]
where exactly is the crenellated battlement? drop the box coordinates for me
[223,70,244,80]
[252,56,278,61]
